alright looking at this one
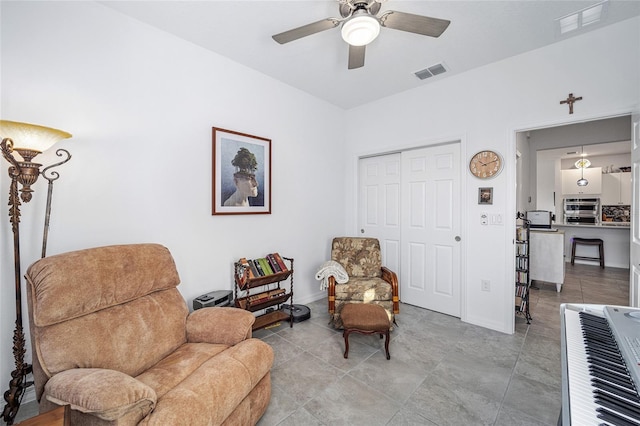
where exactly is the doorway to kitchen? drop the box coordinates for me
[515,114,633,298]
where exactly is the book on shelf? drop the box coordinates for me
[236,254,290,281]
[238,257,255,284]
[266,254,282,273]
[516,257,528,270]
[272,253,288,272]
[257,258,274,275]
[252,259,265,276]
[516,243,528,256]
[248,261,259,278]
[247,288,286,305]
[516,227,528,241]
[516,271,528,283]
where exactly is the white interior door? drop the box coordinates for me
[401,143,462,317]
[630,113,640,306]
[358,154,401,275]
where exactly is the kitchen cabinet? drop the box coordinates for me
[530,230,565,292]
[601,172,631,205]
[561,167,602,195]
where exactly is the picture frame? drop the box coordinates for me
[212,127,271,215]
[478,187,493,205]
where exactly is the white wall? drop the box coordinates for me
[344,17,640,333]
[0,1,347,402]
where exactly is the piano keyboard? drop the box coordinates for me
[561,304,640,425]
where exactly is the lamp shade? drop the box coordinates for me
[341,14,380,46]
[576,145,589,186]
[574,158,591,169]
[0,120,71,153]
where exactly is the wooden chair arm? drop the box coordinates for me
[328,275,336,314]
[381,267,400,314]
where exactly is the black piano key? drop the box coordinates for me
[589,356,634,376]
[588,344,626,360]
[595,389,640,420]
[590,365,637,390]
[597,407,640,426]
[593,377,640,403]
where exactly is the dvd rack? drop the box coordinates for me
[515,213,532,324]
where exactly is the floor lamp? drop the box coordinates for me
[0,120,72,425]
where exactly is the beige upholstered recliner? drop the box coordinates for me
[25,243,273,425]
[327,237,399,328]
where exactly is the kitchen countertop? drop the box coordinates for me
[554,223,630,230]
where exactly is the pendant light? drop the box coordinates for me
[576,145,589,187]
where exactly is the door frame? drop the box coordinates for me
[352,134,468,322]
[509,108,635,328]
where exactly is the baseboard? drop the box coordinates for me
[292,290,326,305]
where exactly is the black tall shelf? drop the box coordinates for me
[515,213,532,324]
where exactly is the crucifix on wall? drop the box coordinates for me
[560,93,583,114]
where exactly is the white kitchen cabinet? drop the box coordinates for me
[561,167,602,195]
[530,230,565,292]
[621,172,632,204]
[601,172,632,205]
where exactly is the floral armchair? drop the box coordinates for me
[327,237,399,328]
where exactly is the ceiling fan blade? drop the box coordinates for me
[272,18,341,44]
[379,10,450,38]
[348,45,366,70]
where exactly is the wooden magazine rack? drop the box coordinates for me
[233,255,294,331]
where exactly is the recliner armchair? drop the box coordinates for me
[327,237,399,328]
[25,243,273,425]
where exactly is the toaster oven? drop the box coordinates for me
[526,210,554,228]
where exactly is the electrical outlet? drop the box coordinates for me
[481,280,490,291]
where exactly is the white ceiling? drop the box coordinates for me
[100,0,640,109]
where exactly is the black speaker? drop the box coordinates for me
[193,290,233,310]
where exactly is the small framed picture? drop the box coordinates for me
[478,187,493,205]
[212,127,271,215]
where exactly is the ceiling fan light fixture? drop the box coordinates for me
[341,14,380,46]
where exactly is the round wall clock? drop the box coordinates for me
[469,150,503,179]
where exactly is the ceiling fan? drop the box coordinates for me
[272,0,451,70]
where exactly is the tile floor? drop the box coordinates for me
[12,263,630,425]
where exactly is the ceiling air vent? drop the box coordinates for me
[414,63,448,80]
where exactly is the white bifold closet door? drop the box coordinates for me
[358,143,461,317]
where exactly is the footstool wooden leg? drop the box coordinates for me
[384,330,390,360]
[343,329,350,359]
